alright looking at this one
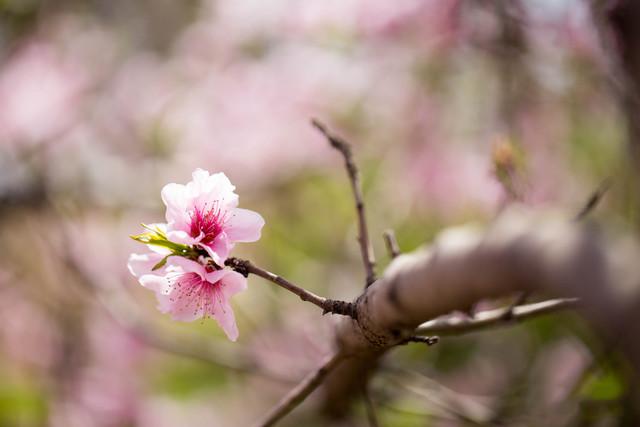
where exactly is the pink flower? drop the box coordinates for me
[128,255,247,341]
[161,169,264,265]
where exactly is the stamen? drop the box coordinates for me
[188,202,228,245]
[165,271,225,319]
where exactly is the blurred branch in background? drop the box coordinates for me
[256,352,345,427]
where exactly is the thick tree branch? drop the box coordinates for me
[499,182,608,319]
[323,208,640,417]
[414,298,578,336]
[255,352,346,427]
[311,119,377,287]
[225,257,357,318]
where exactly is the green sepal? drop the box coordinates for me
[130,224,200,260]
[152,254,172,271]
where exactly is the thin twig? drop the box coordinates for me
[414,298,578,336]
[383,367,493,424]
[501,181,608,317]
[383,229,401,259]
[311,119,377,287]
[499,291,530,321]
[402,336,440,346]
[225,257,357,319]
[574,178,611,221]
[362,383,380,427]
[255,352,346,427]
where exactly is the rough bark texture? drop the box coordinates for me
[322,207,640,419]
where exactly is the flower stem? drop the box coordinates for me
[225,257,357,319]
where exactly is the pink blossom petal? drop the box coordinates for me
[204,268,228,284]
[225,208,265,242]
[166,230,199,245]
[139,274,170,294]
[190,171,239,211]
[189,169,235,197]
[167,257,206,277]
[202,232,232,265]
[161,183,190,229]
[157,290,202,322]
[127,253,164,277]
[220,271,248,299]
[213,299,239,342]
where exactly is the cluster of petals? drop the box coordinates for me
[128,170,264,341]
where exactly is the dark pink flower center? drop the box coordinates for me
[167,272,226,318]
[189,203,228,245]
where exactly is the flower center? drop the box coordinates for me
[189,203,227,245]
[167,272,225,318]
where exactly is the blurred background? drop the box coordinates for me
[0,0,636,425]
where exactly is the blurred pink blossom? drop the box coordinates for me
[49,313,145,427]
[408,143,502,215]
[0,276,60,371]
[0,41,87,147]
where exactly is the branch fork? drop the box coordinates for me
[239,121,610,426]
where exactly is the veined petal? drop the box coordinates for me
[225,208,265,242]
[188,169,235,196]
[212,298,239,342]
[156,272,209,321]
[220,271,248,299]
[202,232,232,265]
[139,273,171,294]
[204,268,228,284]
[190,171,239,210]
[161,183,190,229]
[166,229,199,245]
[157,291,202,322]
[167,257,207,277]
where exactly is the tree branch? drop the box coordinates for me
[255,352,346,427]
[311,119,377,287]
[323,208,640,417]
[383,229,401,259]
[225,257,357,318]
[414,298,578,336]
[500,181,608,319]
[574,178,611,221]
